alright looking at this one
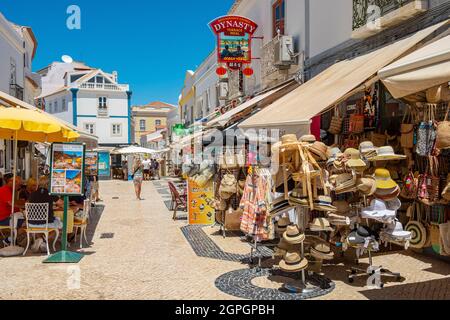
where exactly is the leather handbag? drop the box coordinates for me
[400,106,415,149]
[328,108,343,135]
[349,107,365,134]
[435,108,450,151]
[400,171,418,200]
[219,174,237,199]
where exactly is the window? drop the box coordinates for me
[10,57,17,85]
[54,100,59,113]
[96,76,104,84]
[155,119,161,127]
[48,102,53,113]
[112,124,122,136]
[62,98,67,112]
[140,119,146,131]
[98,97,107,108]
[70,74,84,83]
[84,123,95,135]
[272,0,285,37]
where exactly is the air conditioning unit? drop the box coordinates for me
[274,35,296,68]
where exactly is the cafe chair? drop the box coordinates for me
[168,182,187,220]
[23,203,60,256]
[73,200,90,249]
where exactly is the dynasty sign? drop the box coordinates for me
[209,15,258,70]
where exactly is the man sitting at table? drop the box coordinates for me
[0,173,24,245]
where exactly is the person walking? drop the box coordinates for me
[132,158,144,200]
[152,159,160,180]
[122,159,128,181]
[142,157,151,181]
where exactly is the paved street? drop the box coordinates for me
[1,179,449,300]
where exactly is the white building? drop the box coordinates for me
[0,11,41,177]
[38,62,132,147]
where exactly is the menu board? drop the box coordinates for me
[50,143,85,196]
[98,151,111,178]
[187,179,215,225]
[85,151,99,176]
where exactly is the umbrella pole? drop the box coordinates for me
[10,132,18,247]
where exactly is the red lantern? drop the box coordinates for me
[242,67,254,77]
[216,66,227,76]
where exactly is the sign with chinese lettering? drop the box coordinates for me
[49,143,85,196]
[209,15,258,70]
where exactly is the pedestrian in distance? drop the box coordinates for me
[132,158,144,200]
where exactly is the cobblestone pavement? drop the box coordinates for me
[0,179,448,300]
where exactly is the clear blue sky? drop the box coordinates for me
[1,0,234,106]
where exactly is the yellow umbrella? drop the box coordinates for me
[0,105,79,252]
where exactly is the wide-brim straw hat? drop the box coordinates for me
[374,168,398,189]
[309,142,328,161]
[356,176,377,196]
[310,243,334,260]
[289,196,309,207]
[279,134,302,151]
[313,196,337,212]
[359,141,377,156]
[276,217,291,234]
[279,251,309,272]
[374,186,400,201]
[309,218,334,232]
[333,173,356,191]
[344,148,367,169]
[283,225,306,244]
[299,135,316,143]
[368,146,407,161]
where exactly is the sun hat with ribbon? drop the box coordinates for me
[332,173,356,192]
[381,220,412,239]
[359,141,377,158]
[347,226,373,245]
[299,134,316,144]
[309,142,328,161]
[374,185,401,201]
[374,168,398,189]
[283,225,306,244]
[310,243,334,260]
[276,217,291,235]
[356,176,377,196]
[313,196,337,212]
[309,217,334,232]
[279,251,309,272]
[368,146,407,161]
[361,199,396,221]
[344,148,367,169]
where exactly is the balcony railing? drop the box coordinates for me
[79,83,129,91]
[97,108,109,117]
[353,0,415,30]
[10,83,24,100]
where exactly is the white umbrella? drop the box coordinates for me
[117,146,158,155]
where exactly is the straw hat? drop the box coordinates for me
[344,148,367,169]
[359,141,377,158]
[276,217,291,235]
[309,142,328,161]
[310,243,334,260]
[356,176,377,196]
[283,225,306,244]
[333,200,351,215]
[333,173,356,191]
[374,186,400,201]
[368,146,407,161]
[279,134,301,151]
[279,251,309,272]
[374,168,398,189]
[299,135,316,143]
[313,196,337,212]
[309,217,334,232]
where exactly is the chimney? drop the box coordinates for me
[112,71,118,82]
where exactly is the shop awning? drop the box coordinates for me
[239,20,448,129]
[379,34,450,98]
[145,129,166,143]
[171,129,215,149]
[207,82,295,128]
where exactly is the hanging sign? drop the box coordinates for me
[49,143,85,196]
[85,151,99,176]
[209,15,258,71]
[187,178,215,225]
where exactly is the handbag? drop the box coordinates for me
[343,134,359,150]
[219,150,239,170]
[328,107,343,135]
[349,107,365,134]
[435,108,450,151]
[400,171,418,200]
[224,207,243,231]
[219,173,237,199]
[400,106,415,149]
[370,132,386,147]
[416,104,437,157]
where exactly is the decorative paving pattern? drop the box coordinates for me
[181,225,273,263]
[215,268,335,300]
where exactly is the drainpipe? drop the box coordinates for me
[126,91,133,144]
[70,88,79,126]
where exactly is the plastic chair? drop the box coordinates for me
[73,200,90,249]
[168,182,187,220]
[23,203,60,256]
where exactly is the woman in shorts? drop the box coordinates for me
[132,158,144,200]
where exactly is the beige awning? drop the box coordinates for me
[207,82,295,128]
[239,20,448,129]
[379,34,450,98]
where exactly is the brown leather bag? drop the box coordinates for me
[435,108,450,151]
[224,207,243,231]
[328,108,343,135]
[400,106,415,149]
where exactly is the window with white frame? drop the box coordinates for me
[84,123,95,135]
[62,98,67,111]
[140,119,146,131]
[98,96,107,109]
[112,124,122,136]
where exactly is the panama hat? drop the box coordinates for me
[333,173,356,192]
[276,217,291,235]
[344,148,367,169]
[347,226,373,245]
[374,168,398,189]
[356,176,377,196]
[279,251,309,272]
[299,134,316,143]
[313,196,337,212]
[309,217,334,232]
[283,225,306,244]
[310,243,334,260]
[368,146,407,161]
[309,142,328,161]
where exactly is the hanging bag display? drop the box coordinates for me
[219,173,237,199]
[416,104,437,156]
[405,202,428,249]
[328,107,343,135]
[435,107,450,151]
[343,134,359,150]
[349,103,365,134]
[219,149,239,170]
[400,171,418,200]
[400,106,415,149]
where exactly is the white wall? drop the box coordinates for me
[45,91,73,123]
[194,51,219,118]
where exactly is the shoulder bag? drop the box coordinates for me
[416,104,437,156]
[400,106,415,149]
[435,107,450,151]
